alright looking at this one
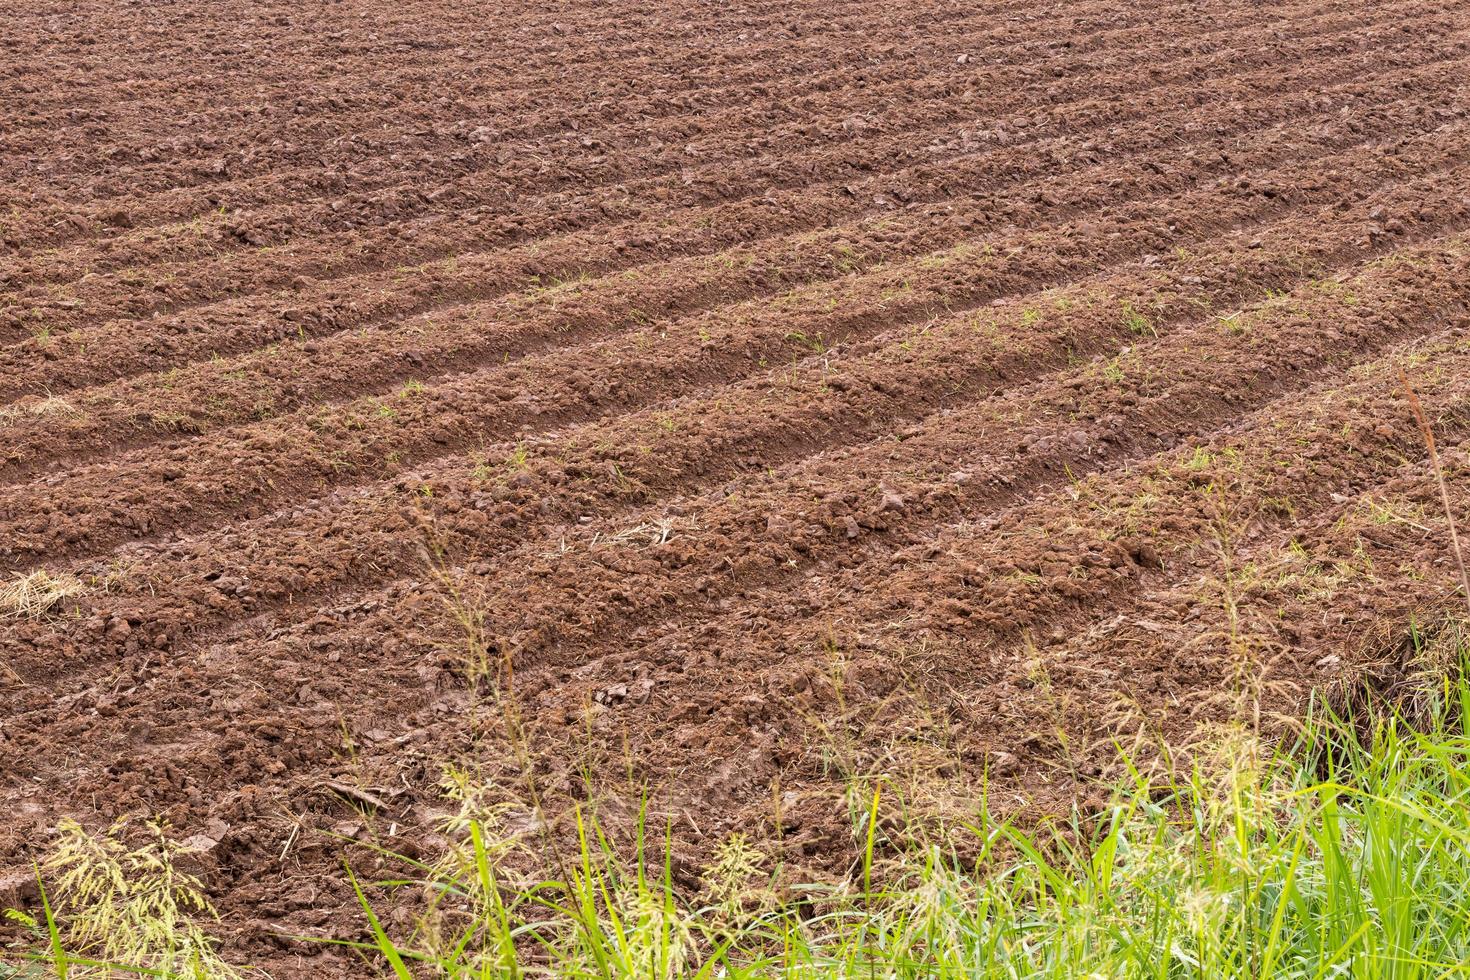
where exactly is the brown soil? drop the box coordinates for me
[5,0,1470,974]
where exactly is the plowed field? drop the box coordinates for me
[5,0,1470,972]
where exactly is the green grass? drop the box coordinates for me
[325,661,1470,978]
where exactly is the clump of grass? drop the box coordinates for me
[342,660,1470,978]
[0,394,79,427]
[1119,299,1156,337]
[0,570,83,620]
[6,818,244,978]
[783,330,827,354]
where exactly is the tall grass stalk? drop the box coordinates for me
[1399,366,1470,615]
[341,668,1470,978]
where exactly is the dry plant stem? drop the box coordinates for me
[419,532,579,891]
[1398,366,1470,616]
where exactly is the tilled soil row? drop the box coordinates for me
[2,0,1052,154]
[11,47,1470,452]
[6,149,1467,676]
[0,0,1405,274]
[2,2,1441,350]
[503,321,1470,846]
[2,0,983,154]
[0,0,1290,214]
[1,0,1182,267]
[2,124,1458,599]
[1,149,1464,609]
[765,332,1470,778]
[7,249,1470,964]
[11,2,1470,974]
[0,0,1377,214]
[1003,434,1470,787]
[437,238,1470,680]
[7,57,1464,489]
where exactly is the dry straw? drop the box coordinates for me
[0,570,83,620]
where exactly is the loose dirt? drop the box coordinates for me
[4,0,1470,973]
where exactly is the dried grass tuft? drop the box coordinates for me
[0,570,83,620]
[0,394,80,427]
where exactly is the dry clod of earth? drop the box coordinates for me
[4,0,1470,972]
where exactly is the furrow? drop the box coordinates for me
[7,57,1465,482]
[10,235,1470,891]
[0,0,1370,200]
[0,0,1396,266]
[488,330,1470,819]
[2,116,1464,569]
[1,0,1437,342]
[5,162,1466,676]
[4,31,1464,400]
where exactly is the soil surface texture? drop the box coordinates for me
[5,0,1470,973]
